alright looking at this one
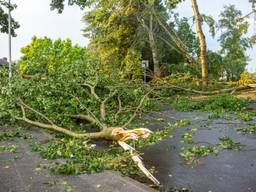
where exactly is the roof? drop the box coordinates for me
[0,57,8,67]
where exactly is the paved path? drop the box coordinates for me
[0,128,156,192]
[141,108,256,192]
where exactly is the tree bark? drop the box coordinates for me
[148,12,161,78]
[191,0,208,84]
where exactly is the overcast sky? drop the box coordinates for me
[0,0,255,72]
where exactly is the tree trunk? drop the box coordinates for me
[191,0,208,85]
[226,71,230,81]
[154,84,255,95]
[137,2,161,78]
[149,10,161,78]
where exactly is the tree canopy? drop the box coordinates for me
[249,0,256,10]
[0,0,19,36]
[50,0,88,13]
[218,5,252,81]
[19,37,86,75]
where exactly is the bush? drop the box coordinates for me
[228,71,256,86]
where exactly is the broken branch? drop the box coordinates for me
[118,141,160,185]
[123,89,154,128]
[115,95,124,120]
[82,82,100,101]
[14,104,104,139]
[154,84,255,95]
[100,90,118,119]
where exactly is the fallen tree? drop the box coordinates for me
[154,84,256,95]
[0,59,161,185]
[12,87,153,141]
[11,91,160,185]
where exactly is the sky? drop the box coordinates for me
[0,0,255,72]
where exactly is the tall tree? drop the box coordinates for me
[82,0,144,78]
[174,16,199,59]
[0,0,19,36]
[19,37,86,75]
[153,3,196,68]
[137,0,164,77]
[218,5,252,81]
[51,0,186,78]
[206,50,224,80]
[83,0,178,78]
[139,0,185,77]
[191,0,208,84]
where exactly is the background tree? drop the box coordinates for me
[159,15,199,75]
[206,50,224,80]
[218,5,252,81]
[19,37,86,75]
[83,0,186,79]
[175,17,199,57]
[0,0,19,36]
[82,0,144,78]
[137,0,162,77]
[52,0,187,79]
[50,0,184,12]
[136,1,196,78]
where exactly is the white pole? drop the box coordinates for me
[8,0,12,79]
